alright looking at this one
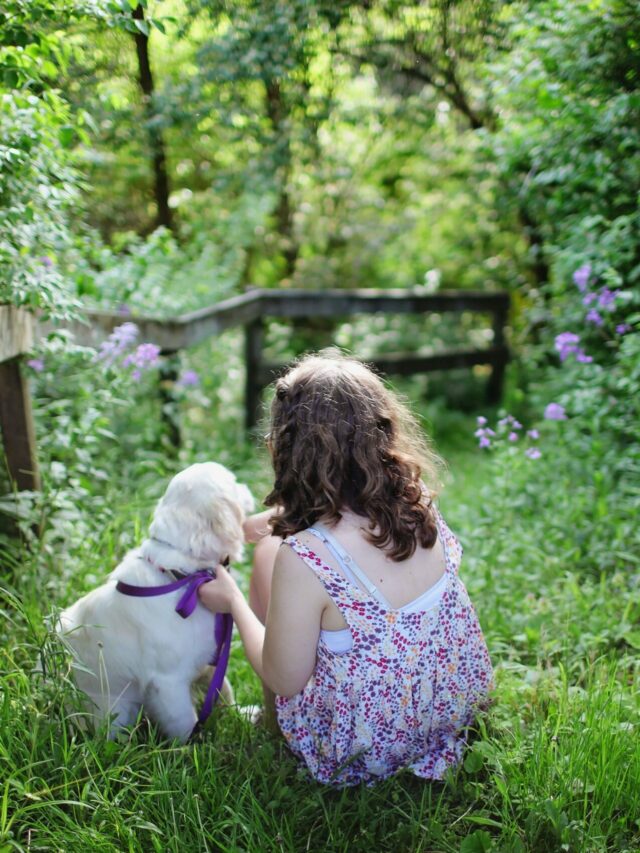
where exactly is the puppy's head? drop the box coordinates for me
[149,462,255,565]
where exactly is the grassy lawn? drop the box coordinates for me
[1,402,638,853]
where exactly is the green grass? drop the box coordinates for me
[1,408,639,853]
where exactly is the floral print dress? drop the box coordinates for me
[275,508,494,786]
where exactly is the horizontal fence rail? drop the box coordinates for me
[46,287,509,349]
[2,288,510,494]
[240,289,509,427]
[55,287,509,429]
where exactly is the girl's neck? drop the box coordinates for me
[331,507,371,532]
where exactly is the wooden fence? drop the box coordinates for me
[0,306,40,492]
[2,287,509,493]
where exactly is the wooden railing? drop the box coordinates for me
[241,289,509,428]
[1,287,509,492]
[0,306,40,493]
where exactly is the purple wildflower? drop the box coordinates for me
[94,322,139,366]
[508,432,518,442]
[477,416,487,426]
[616,323,631,335]
[39,256,54,268]
[113,322,139,346]
[555,331,592,364]
[525,447,542,460]
[27,358,44,372]
[527,429,539,440]
[177,369,200,387]
[479,436,491,449]
[572,264,591,292]
[582,292,597,306]
[498,414,522,430]
[544,403,567,421]
[117,303,132,316]
[555,332,580,362]
[123,343,161,371]
[586,309,603,326]
[597,288,617,310]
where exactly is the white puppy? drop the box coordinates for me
[59,462,254,742]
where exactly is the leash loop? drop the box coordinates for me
[115,568,232,731]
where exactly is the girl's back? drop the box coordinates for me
[296,508,448,631]
[275,507,494,786]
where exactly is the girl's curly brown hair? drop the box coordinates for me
[264,352,443,561]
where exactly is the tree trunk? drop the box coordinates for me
[265,79,298,280]
[132,5,174,232]
[518,203,551,290]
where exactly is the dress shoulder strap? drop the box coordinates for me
[307,524,393,609]
[431,505,463,575]
[283,534,381,636]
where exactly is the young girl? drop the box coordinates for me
[199,352,493,786]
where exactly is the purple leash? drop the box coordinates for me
[115,568,232,733]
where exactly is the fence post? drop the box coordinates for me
[245,318,264,431]
[0,357,41,492]
[159,352,181,450]
[486,300,509,404]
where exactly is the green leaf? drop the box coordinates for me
[463,815,503,828]
[464,748,484,774]
[460,830,493,853]
[41,60,57,78]
[59,126,74,148]
[133,18,150,36]
[622,631,640,650]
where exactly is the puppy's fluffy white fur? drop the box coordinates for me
[59,462,254,742]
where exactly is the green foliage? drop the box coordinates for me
[74,227,251,314]
[2,401,640,851]
[52,0,529,294]
[0,0,85,315]
[1,1,640,850]
[488,0,640,294]
[0,89,82,316]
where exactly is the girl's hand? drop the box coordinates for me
[198,567,243,614]
[243,507,281,543]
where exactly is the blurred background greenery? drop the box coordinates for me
[1,3,639,850]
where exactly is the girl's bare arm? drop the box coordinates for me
[198,545,323,697]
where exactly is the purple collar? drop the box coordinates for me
[115,568,232,733]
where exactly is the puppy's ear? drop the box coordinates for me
[152,501,242,565]
[189,492,247,564]
[236,483,255,515]
[150,465,255,565]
